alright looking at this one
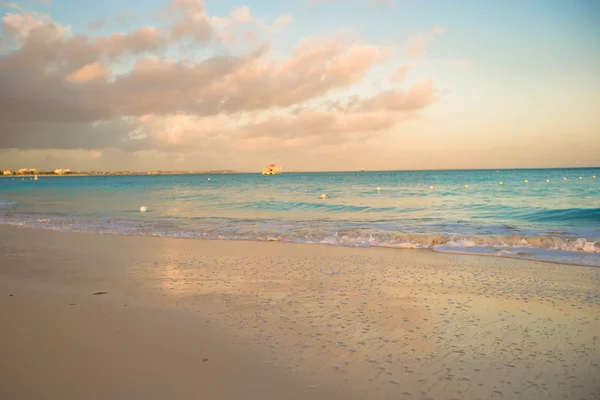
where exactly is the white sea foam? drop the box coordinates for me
[1,213,599,266]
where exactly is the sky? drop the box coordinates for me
[0,0,599,172]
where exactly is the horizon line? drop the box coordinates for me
[3,166,599,175]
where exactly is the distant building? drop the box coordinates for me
[17,168,39,175]
[53,169,71,175]
[2,170,13,175]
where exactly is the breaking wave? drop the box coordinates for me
[1,213,598,266]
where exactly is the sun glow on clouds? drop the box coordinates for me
[67,61,110,82]
[0,0,446,170]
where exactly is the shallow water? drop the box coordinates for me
[1,168,599,266]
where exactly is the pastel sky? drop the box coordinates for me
[1,0,599,172]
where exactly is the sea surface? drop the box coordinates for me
[1,168,599,266]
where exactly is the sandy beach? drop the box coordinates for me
[1,225,599,399]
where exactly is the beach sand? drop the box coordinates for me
[0,225,599,399]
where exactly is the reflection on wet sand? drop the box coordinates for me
[128,241,600,399]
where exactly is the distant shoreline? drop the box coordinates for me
[0,170,242,177]
[1,166,598,178]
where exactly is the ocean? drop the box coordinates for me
[1,168,599,266]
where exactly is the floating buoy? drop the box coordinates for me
[524,179,528,183]
[578,177,582,180]
[140,206,147,212]
[208,177,211,181]
[376,187,381,192]
[546,179,550,183]
[320,194,327,199]
[429,186,434,190]
[464,184,469,189]
[498,181,503,185]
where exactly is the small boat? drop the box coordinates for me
[34,175,38,180]
[262,164,282,175]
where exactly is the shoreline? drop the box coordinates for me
[0,172,245,178]
[1,222,598,269]
[1,166,598,176]
[1,225,599,399]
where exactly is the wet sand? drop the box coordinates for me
[0,225,599,399]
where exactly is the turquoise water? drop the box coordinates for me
[1,168,599,266]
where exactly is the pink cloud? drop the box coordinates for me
[211,6,254,29]
[388,62,413,83]
[235,80,437,148]
[404,26,445,58]
[66,61,110,82]
[0,1,439,155]
[1,5,71,45]
[217,32,237,44]
[167,0,213,43]
[243,30,258,42]
[361,79,437,111]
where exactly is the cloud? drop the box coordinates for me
[260,14,293,34]
[243,30,258,42]
[217,32,237,44]
[404,25,445,58]
[0,1,439,157]
[388,62,413,83]
[66,61,110,83]
[360,79,437,111]
[210,6,292,39]
[1,4,71,45]
[95,26,167,59]
[237,110,396,146]
[211,5,254,29]
[167,0,213,43]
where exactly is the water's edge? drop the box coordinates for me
[2,220,598,268]
[2,169,598,266]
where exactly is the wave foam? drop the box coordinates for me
[1,214,599,266]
